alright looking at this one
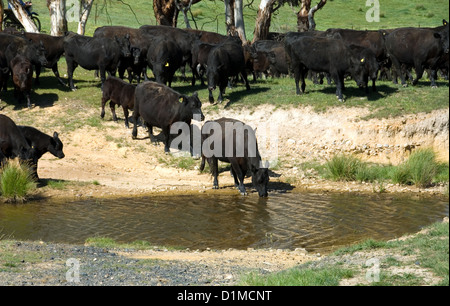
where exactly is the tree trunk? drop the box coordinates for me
[252,0,276,42]
[47,0,67,36]
[8,0,39,32]
[233,0,246,41]
[153,0,178,26]
[224,0,235,33]
[175,0,193,28]
[297,0,326,32]
[77,0,94,35]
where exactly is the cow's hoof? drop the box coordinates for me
[240,191,248,196]
[402,84,408,88]
[431,85,438,89]
[213,185,219,190]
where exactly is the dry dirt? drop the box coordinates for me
[2,102,448,199]
[17,104,448,199]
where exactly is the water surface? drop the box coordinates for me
[0,192,447,253]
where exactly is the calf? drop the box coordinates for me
[191,40,217,86]
[63,32,131,91]
[101,76,136,128]
[284,33,370,102]
[206,36,251,103]
[118,47,145,83]
[132,81,204,154]
[10,54,33,109]
[0,114,36,167]
[199,117,269,197]
[18,126,65,180]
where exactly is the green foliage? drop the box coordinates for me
[0,159,37,203]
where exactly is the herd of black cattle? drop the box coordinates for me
[0,20,449,197]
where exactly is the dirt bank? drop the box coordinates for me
[2,104,449,199]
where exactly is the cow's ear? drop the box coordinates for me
[434,32,442,39]
[443,19,448,26]
[192,91,198,98]
[53,132,59,139]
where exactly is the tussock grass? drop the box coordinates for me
[321,149,448,188]
[0,159,37,203]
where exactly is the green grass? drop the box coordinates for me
[31,0,449,38]
[320,149,448,188]
[0,159,37,203]
[241,220,448,286]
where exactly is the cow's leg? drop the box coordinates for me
[52,63,66,87]
[390,56,407,87]
[34,64,42,85]
[131,111,139,139]
[293,65,301,95]
[299,67,307,94]
[230,160,247,195]
[163,126,171,154]
[100,95,108,119]
[209,158,219,189]
[335,74,345,102]
[230,167,240,188]
[66,60,77,91]
[208,89,214,103]
[412,61,424,86]
[99,67,107,90]
[109,101,118,122]
[123,106,130,129]
[429,69,438,88]
[26,92,32,109]
[241,70,251,91]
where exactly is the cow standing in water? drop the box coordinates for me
[200,117,269,197]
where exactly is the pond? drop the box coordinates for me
[0,192,448,253]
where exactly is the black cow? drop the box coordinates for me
[191,40,217,86]
[199,117,269,197]
[24,32,65,86]
[0,33,47,70]
[147,37,183,87]
[94,26,150,82]
[118,47,144,83]
[101,76,136,128]
[206,36,251,103]
[63,32,131,91]
[10,54,33,109]
[384,21,449,87]
[18,126,65,180]
[139,25,202,83]
[284,33,370,102]
[0,114,36,167]
[132,81,204,154]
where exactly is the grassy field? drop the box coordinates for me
[31,0,450,37]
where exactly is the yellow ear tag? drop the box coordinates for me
[179,97,183,103]
[360,58,365,63]
[165,62,169,67]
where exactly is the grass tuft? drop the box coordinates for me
[0,159,37,203]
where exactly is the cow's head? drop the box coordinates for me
[206,63,223,92]
[132,47,141,65]
[152,59,170,85]
[435,22,449,54]
[116,34,132,58]
[27,40,48,67]
[48,132,65,159]
[252,162,269,198]
[181,92,205,121]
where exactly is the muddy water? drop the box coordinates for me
[0,192,448,253]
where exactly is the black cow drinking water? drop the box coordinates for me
[18,126,65,180]
[63,32,131,91]
[132,81,205,154]
[199,117,269,197]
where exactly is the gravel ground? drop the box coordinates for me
[0,241,316,286]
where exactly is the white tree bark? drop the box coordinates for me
[47,0,67,36]
[8,0,39,32]
[234,0,246,42]
[224,0,234,30]
[77,0,93,35]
